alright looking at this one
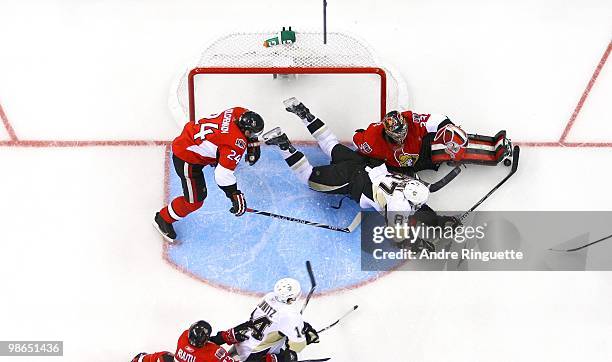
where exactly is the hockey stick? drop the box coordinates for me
[549,232,612,252]
[317,305,359,334]
[427,166,462,192]
[298,359,330,362]
[300,261,317,314]
[459,145,520,221]
[246,208,361,233]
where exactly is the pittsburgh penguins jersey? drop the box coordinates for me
[234,293,306,360]
[359,164,417,215]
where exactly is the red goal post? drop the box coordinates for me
[187,66,388,124]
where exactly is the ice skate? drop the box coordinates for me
[283,97,315,123]
[153,212,177,243]
[262,127,296,153]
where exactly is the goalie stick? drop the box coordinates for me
[459,145,520,221]
[317,305,359,334]
[246,208,361,233]
[426,166,462,193]
[300,261,317,314]
[456,146,519,268]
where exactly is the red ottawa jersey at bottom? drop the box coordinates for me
[174,330,236,362]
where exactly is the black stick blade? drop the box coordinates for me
[510,145,520,173]
[306,260,316,287]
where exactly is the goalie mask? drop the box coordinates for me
[382,111,408,144]
[273,278,301,304]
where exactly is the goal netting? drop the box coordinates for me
[168,31,410,140]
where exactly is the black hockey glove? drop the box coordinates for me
[265,349,298,362]
[439,215,462,229]
[409,238,436,253]
[303,322,320,345]
[246,140,261,166]
[229,190,247,216]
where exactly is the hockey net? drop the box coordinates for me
[169,31,410,140]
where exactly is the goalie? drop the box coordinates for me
[263,98,454,222]
[353,104,512,174]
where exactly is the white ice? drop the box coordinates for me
[0,0,611,361]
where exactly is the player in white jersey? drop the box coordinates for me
[263,97,430,219]
[234,278,319,362]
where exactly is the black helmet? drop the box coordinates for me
[188,320,212,348]
[237,111,265,139]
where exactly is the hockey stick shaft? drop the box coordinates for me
[298,359,330,362]
[317,305,358,333]
[428,166,462,192]
[549,232,612,252]
[301,261,317,314]
[459,145,520,221]
[246,208,360,233]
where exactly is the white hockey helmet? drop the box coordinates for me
[273,278,302,304]
[385,179,430,212]
[403,179,430,209]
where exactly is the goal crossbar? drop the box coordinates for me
[187,67,388,123]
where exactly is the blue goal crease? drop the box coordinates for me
[166,146,387,294]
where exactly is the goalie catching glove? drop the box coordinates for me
[433,124,468,159]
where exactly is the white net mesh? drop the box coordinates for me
[169,31,410,125]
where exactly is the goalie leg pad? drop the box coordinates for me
[432,130,509,166]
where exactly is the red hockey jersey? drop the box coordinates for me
[172,107,249,170]
[353,111,448,168]
[174,330,236,362]
[133,330,236,362]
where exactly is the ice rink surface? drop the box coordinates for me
[1,0,611,361]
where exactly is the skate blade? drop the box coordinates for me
[151,220,176,244]
[262,127,284,142]
[283,96,300,109]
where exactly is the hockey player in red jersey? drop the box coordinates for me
[153,107,265,242]
[353,109,512,174]
[352,109,468,174]
[131,320,249,362]
[131,320,301,362]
